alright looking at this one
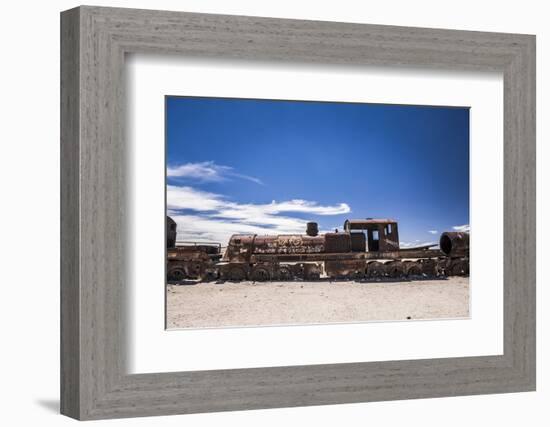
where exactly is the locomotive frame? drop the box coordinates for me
[61,6,535,420]
[166,217,470,283]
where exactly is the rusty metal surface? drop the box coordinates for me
[325,259,366,278]
[167,216,468,282]
[251,248,443,263]
[167,248,213,280]
[324,232,352,253]
[343,219,400,252]
[350,232,366,252]
[439,232,470,257]
[166,216,177,248]
[223,233,326,262]
[344,218,397,228]
[166,221,223,281]
[306,222,319,236]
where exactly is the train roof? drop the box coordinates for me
[344,218,397,229]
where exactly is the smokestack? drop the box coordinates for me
[306,222,319,237]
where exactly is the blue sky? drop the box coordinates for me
[166,96,469,247]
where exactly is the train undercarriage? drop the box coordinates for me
[168,251,469,283]
[214,252,468,283]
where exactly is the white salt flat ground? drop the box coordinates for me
[167,276,469,329]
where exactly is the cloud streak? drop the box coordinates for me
[452,224,470,232]
[167,185,351,243]
[167,161,263,185]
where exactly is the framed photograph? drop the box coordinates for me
[61,6,536,420]
[164,96,471,330]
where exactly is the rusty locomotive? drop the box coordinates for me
[166,216,469,282]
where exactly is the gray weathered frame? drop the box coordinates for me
[61,5,536,420]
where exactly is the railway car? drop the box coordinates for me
[166,217,222,281]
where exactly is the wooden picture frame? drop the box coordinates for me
[60,5,536,420]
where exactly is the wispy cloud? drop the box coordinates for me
[428,230,438,235]
[167,161,263,185]
[167,186,226,212]
[452,224,470,232]
[167,185,351,243]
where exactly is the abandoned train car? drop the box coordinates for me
[166,216,469,282]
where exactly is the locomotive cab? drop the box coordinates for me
[343,219,399,252]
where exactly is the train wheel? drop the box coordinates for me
[450,260,468,276]
[277,266,293,281]
[189,262,202,280]
[435,260,447,277]
[228,266,247,282]
[251,266,271,282]
[351,270,365,280]
[367,262,385,278]
[450,262,460,276]
[303,264,321,281]
[462,261,470,275]
[405,262,422,278]
[418,259,435,276]
[202,270,218,282]
[386,261,404,278]
[168,268,185,282]
[305,271,321,281]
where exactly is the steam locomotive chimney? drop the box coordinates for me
[306,222,319,237]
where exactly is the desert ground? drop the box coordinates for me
[166,276,469,329]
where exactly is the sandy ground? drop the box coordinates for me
[166,276,469,329]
